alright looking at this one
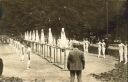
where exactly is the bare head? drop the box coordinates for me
[125,41,127,45]
[72,43,78,48]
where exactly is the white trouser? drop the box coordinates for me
[119,50,123,62]
[98,48,101,57]
[19,50,22,57]
[27,60,31,69]
[21,54,24,61]
[102,48,106,57]
[85,47,88,53]
[16,49,20,56]
[124,53,127,63]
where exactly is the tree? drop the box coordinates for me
[0,0,127,40]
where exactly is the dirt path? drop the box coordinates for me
[0,44,117,82]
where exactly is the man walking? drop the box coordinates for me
[67,43,85,82]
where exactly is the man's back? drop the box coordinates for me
[67,48,85,70]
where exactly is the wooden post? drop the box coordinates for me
[44,44,46,58]
[49,46,52,62]
[47,45,48,58]
[60,49,62,64]
[56,48,58,63]
[64,49,66,69]
[54,47,56,63]
[42,44,44,58]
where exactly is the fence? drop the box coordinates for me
[24,40,70,70]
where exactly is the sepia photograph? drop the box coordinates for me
[0,0,127,82]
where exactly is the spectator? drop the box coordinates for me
[67,43,85,82]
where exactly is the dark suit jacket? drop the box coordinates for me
[0,58,3,76]
[67,48,85,70]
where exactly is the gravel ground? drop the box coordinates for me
[0,44,117,82]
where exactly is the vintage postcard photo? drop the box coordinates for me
[0,0,127,82]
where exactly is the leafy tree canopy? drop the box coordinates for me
[0,0,127,40]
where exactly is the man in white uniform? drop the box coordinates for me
[101,40,106,58]
[124,41,127,64]
[26,45,32,70]
[18,42,22,58]
[15,40,19,54]
[20,43,25,62]
[98,40,102,58]
[118,41,125,62]
[83,38,90,54]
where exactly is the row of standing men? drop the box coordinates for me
[83,39,127,64]
[9,39,32,70]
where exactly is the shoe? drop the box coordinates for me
[27,67,30,70]
[27,66,31,70]
[98,55,101,58]
[120,60,122,63]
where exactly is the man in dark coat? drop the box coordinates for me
[67,43,85,82]
[0,58,3,76]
